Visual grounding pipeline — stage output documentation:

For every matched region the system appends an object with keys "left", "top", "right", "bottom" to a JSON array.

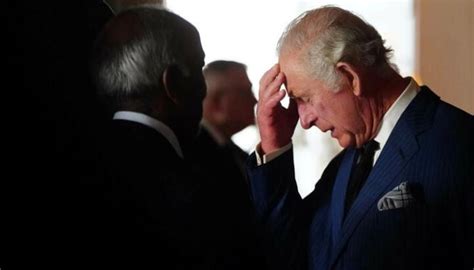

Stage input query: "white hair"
[
  {"left": 97, "top": 38, "right": 154, "bottom": 97},
  {"left": 92, "top": 8, "right": 194, "bottom": 108},
  {"left": 277, "top": 6, "right": 396, "bottom": 91}
]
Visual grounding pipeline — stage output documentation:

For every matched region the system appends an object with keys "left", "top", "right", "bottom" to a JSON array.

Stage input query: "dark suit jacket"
[
  {"left": 77, "top": 119, "right": 217, "bottom": 269},
  {"left": 192, "top": 127, "right": 266, "bottom": 269},
  {"left": 247, "top": 87, "right": 474, "bottom": 270}
]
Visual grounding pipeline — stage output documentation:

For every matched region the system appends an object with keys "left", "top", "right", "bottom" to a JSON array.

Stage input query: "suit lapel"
[
  {"left": 329, "top": 87, "right": 440, "bottom": 268},
  {"left": 329, "top": 148, "right": 357, "bottom": 248}
]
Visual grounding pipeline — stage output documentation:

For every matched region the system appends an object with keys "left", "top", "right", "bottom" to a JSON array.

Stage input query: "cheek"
[
  {"left": 336, "top": 113, "right": 363, "bottom": 133},
  {"left": 330, "top": 98, "right": 362, "bottom": 130},
  {"left": 309, "top": 101, "right": 329, "bottom": 123}
]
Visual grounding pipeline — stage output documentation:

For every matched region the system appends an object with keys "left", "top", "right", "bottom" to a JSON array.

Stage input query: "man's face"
[
  {"left": 280, "top": 52, "right": 369, "bottom": 148},
  {"left": 216, "top": 67, "right": 257, "bottom": 133}
]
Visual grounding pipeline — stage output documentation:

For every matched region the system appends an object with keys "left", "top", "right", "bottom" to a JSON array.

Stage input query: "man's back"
[
  {"left": 82, "top": 119, "right": 215, "bottom": 269},
  {"left": 83, "top": 7, "right": 214, "bottom": 269}
]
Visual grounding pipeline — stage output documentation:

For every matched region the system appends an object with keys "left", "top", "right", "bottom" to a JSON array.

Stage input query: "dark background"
[{"left": 5, "top": 1, "right": 112, "bottom": 268}]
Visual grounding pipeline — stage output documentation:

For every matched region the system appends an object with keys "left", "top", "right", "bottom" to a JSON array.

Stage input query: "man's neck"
[
  {"left": 379, "top": 75, "right": 410, "bottom": 116},
  {"left": 362, "top": 70, "right": 409, "bottom": 143}
]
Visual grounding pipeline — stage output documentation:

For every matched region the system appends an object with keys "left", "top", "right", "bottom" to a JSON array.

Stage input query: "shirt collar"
[
  {"left": 113, "top": 111, "right": 184, "bottom": 159},
  {"left": 373, "top": 78, "right": 420, "bottom": 161}
]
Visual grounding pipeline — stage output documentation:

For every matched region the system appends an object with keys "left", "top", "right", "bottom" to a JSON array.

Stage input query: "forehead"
[
  {"left": 279, "top": 50, "right": 335, "bottom": 100},
  {"left": 279, "top": 51, "right": 310, "bottom": 96}
]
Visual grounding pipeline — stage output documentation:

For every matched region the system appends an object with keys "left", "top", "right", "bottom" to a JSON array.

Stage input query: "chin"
[
  {"left": 336, "top": 134, "right": 356, "bottom": 149},
  {"left": 337, "top": 140, "right": 350, "bottom": 149}
]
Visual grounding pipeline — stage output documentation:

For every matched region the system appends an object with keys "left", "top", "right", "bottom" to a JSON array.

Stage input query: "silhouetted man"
[{"left": 87, "top": 7, "right": 214, "bottom": 269}]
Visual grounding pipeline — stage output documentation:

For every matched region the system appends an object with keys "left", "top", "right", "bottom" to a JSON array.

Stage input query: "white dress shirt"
[
  {"left": 256, "top": 78, "right": 420, "bottom": 166},
  {"left": 113, "top": 111, "right": 184, "bottom": 159},
  {"left": 372, "top": 78, "right": 420, "bottom": 164}
]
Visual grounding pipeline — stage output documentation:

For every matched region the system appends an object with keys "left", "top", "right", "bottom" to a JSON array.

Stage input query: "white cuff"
[{"left": 254, "top": 142, "right": 293, "bottom": 166}]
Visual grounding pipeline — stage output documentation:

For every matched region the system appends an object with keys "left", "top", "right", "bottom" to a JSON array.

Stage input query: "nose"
[
  {"left": 298, "top": 103, "right": 314, "bottom": 130},
  {"left": 300, "top": 117, "right": 312, "bottom": 129}
]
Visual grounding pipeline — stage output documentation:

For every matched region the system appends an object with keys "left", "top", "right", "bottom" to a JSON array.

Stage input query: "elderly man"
[
  {"left": 88, "top": 7, "right": 214, "bottom": 269},
  {"left": 249, "top": 6, "right": 473, "bottom": 270}
]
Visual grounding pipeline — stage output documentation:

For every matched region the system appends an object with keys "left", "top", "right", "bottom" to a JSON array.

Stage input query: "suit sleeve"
[{"left": 246, "top": 149, "right": 309, "bottom": 270}]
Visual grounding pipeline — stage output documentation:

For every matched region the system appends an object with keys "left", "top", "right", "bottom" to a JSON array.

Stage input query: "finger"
[
  {"left": 259, "top": 64, "right": 280, "bottom": 89},
  {"left": 259, "top": 65, "right": 280, "bottom": 99},
  {"left": 261, "top": 72, "right": 286, "bottom": 101},
  {"left": 265, "top": 89, "right": 287, "bottom": 110},
  {"left": 257, "top": 88, "right": 285, "bottom": 116}
]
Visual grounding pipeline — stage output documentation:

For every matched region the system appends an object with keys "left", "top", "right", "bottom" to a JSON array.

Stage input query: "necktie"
[{"left": 344, "top": 140, "right": 379, "bottom": 217}]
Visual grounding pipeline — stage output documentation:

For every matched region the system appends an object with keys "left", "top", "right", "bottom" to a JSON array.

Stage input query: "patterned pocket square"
[{"left": 377, "top": 182, "right": 415, "bottom": 211}]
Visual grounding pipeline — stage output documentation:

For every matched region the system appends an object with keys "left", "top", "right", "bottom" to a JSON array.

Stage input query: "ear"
[
  {"left": 162, "top": 65, "right": 184, "bottom": 104},
  {"left": 336, "top": 62, "right": 362, "bottom": 96}
]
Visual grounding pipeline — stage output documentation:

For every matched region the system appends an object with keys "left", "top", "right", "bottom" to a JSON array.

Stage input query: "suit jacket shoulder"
[{"left": 82, "top": 119, "right": 215, "bottom": 268}]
